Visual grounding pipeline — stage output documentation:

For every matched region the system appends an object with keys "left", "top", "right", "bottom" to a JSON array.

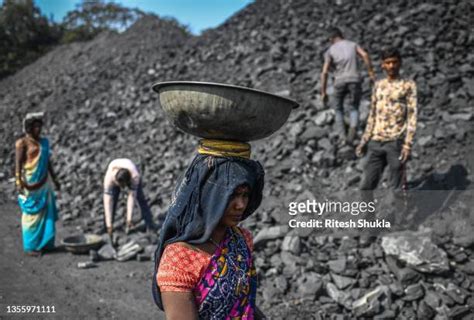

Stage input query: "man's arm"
[
  {"left": 356, "top": 83, "right": 377, "bottom": 157},
  {"left": 356, "top": 46, "right": 375, "bottom": 82},
  {"left": 400, "top": 81, "right": 417, "bottom": 163},
  {"left": 361, "top": 84, "right": 377, "bottom": 144},
  {"left": 126, "top": 189, "right": 137, "bottom": 225},
  {"left": 103, "top": 170, "right": 115, "bottom": 236},
  {"left": 103, "top": 193, "right": 114, "bottom": 230},
  {"left": 320, "top": 59, "right": 331, "bottom": 104}
]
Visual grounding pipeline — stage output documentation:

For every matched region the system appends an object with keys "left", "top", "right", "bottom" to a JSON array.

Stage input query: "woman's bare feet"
[{"left": 25, "top": 250, "right": 42, "bottom": 257}]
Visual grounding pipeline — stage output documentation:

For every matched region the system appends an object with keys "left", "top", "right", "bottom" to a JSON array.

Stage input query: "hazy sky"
[{"left": 3, "top": 0, "right": 253, "bottom": 34}]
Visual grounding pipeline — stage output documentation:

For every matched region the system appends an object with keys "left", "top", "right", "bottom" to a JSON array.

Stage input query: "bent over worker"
[{"left": 103, "top": 158, "right": 157, "bottom": 240}]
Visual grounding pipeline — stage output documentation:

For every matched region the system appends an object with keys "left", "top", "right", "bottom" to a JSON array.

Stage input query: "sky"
[{"left": 2, "top": 0, "right": 253, "bottom": 34}]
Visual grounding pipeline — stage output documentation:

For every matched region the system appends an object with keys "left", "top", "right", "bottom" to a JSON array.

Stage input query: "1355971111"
[{"left": 6, "top": 305, "right": 56, "bottom": 313}]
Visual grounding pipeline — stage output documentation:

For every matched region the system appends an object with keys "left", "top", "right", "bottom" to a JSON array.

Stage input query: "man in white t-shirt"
[{"left": 103, "top": 158, "right": 157, "bottom": 240}]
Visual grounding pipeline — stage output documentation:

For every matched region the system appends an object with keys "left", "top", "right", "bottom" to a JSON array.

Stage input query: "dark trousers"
[
  {"left": 333, "top": 81, "right": 362, "bottom": 133},
  {"left": 360, "top": 140, "right": 404, "bottom": 190},
  {"left": 360, "top": 140, "right": 406, "bottom": 218},
  {"left": 108, "top": 182, "right": 154, "bottom": 228}
]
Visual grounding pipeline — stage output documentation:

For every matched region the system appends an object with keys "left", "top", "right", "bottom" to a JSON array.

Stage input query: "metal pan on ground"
[
  {"left": 152, "top": 81, "right": 299, "bottom": 142},
  {"left": 62, "top": 234, "right": 103, "bottom": 254}
]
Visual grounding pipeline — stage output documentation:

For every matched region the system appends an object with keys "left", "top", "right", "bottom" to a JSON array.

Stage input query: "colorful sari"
[
  {"left": 157, "top": 226, "right": 257, "bottom": 319},
  {"left": 196, "top": 227, "right": 257, "bottom": 319},
  {"left": 153, "top": 153, "right": 265, "bottom": 315},
  {"left": 18, "top": 138, "right": 57, "bottom": 252}
]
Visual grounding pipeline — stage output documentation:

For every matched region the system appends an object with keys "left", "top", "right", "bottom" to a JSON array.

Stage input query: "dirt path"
[{"left": 0, "top": 200, "right": 165, "bottom": 320}]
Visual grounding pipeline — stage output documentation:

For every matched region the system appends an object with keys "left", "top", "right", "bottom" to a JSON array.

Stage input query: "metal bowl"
[
  {"left": 62, "top": 234, "right": 103, "bottom": 254},
  {"left": 152, "top": 81, "right": 299, "bottom": 142}
]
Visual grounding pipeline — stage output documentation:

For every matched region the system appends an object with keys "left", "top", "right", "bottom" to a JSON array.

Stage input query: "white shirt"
[
  {"left": 103, "top": 158, "right": 141, "bottom": 228},
  {"left": 103, "top": 158, "right": 140, "bottom": 190}
]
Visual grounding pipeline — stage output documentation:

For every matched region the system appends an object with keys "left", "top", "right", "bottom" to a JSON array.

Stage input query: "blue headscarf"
[{"left": 152, "top": 154, "right": 264, "bottom": 309}]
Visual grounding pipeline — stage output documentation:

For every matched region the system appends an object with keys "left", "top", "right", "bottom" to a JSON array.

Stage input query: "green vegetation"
[
  {"left": 0, "top": 0, "right": 60, "bottom": 78},
  {"left": 61, "top": 1, "right": 144, "bottom": 43},
  {"left": 0, "top": 0, "right": 145, "bottom": 79}
]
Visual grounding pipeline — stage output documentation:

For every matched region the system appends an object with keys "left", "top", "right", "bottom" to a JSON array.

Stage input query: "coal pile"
[{"left": 0, "top": 0, "right": 473, "bottom": 318}]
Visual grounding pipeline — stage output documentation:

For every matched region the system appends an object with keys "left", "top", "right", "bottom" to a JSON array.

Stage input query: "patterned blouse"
[
  {"left": 361, "top": 78, "right": 417, "bottom": 150},
  {"left": 157, "top": 228, "right": 253, "bottom": 292}
]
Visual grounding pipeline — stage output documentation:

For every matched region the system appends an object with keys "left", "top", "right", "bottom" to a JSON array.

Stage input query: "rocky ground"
[
  {"left": 0, "top": 0, "right": 473, "bottom": 319},
  {"left": 0, "top": 202, "right": 165, "bottom": 320}
]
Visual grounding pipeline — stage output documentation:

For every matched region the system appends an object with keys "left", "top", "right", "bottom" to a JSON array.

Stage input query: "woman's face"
[
  {"left": 220, "top": 185, "right": 250, "bottom": 227},
  {"left": 28, "top": 121, "right": 42, "bottom": 138}
]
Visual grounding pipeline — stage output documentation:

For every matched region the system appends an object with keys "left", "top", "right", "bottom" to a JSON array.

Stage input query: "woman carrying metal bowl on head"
[
  {"left": 152, "top": 140, "right": 266, "bottom": 320},
  {"left": 151, "top": 81, "right": 298, "bottom": 319}
]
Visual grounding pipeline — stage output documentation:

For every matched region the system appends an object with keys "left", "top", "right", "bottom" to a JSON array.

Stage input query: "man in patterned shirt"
[{"left": 356, "top": 48, "right": 417, "bottom": 206}]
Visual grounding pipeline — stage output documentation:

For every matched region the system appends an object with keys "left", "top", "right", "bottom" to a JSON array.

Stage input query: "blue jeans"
[
  {"left": 333, "top": 81, "right": 362, "bottom": 133},
  {"left": 106, "top": 182, "right": 153, "bottom": 228}
]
